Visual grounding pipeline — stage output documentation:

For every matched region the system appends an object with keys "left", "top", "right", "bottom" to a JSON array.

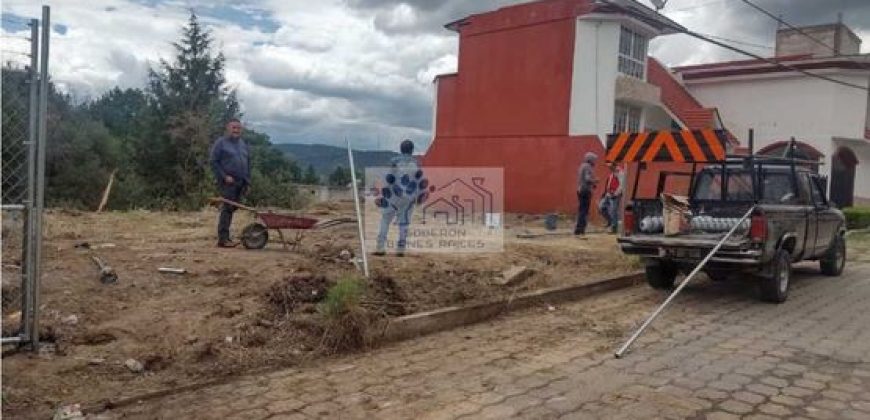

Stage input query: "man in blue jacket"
[
  {"left": 375, "top": 140, "right": 419, "bottom": 257},
  {"left": 210, "top": 118, "right": 250, "bottom": 247}
]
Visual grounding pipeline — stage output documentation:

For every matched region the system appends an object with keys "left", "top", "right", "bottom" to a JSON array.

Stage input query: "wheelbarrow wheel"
[{"left": 241, "top": 223, "right": 269, "bottom": 249}]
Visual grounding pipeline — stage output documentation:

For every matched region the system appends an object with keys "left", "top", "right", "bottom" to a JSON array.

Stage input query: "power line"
[
  {"left": 739, "top": 0, "right": 839, "bottom": 56},
  {"left": 598, "top": 0, "right": 868, "bottom": 91},
  {"left": 700, "top": 33, "right": 773, "bottom": 50}
]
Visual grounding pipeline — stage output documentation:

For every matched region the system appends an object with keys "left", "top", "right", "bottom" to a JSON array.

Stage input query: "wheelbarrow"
[{"left": 210, "top": 197, "right": 356, "bottom": 250}]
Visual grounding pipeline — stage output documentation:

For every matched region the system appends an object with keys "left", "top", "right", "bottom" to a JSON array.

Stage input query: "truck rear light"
[
  {"left": 624, "top": 209, "right": 635, "bottom": 236},
  {"left": 750, "top": 214, "right": 767, "bottom": 242}
]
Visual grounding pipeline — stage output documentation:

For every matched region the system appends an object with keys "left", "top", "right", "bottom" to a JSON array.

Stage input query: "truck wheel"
[
  {"left": 241, "top": 223, "right": 269, "bottom": 249},
  {"left": 760, "top": 249, "right": 791, "bottom": 303},
  {"left": 646, "top": 260, "right": 677, "bottom": 290},
  {"left": 820, "top": 235, "right": 846, "bottom": 276}
]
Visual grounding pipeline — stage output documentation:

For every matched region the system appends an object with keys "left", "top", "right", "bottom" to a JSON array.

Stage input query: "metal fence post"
[
  {"left": 21, "top": 17, "right": 40, "bottom": 343},
  {"left": 30, "top": 5, "right": 51, "bottom": 349}
]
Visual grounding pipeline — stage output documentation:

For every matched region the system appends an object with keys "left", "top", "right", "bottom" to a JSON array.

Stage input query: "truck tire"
[
  {"left": 820, "top": 235, "right": 846, "bottom": 276},
  {"left": 646, "top": 260, "right": 677, "bottom": 290},
  {"left": 760, "top": 249, "right": 791, "bottom": 303}
]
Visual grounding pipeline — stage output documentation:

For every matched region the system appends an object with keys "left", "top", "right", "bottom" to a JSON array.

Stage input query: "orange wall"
[
  {"left": 425, "top": 0, "right": 688, "bottom": 215},
  {"left": 434, "top": 75, "right": 458, "bottom": 137},
  {"left": 447, "top": 3, "right": 586, "bottom": 137},
  {"left": 423, "top": 136, "right": 610, "bottom": 214}
]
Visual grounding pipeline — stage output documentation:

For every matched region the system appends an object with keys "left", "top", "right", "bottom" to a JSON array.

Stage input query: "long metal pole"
[
  {"left": 20, "top": 18, "right": 40, "bottom": 344},
  {"left": 346, "top": 139, "right": 369, "bottom": 278},
  {"left": 31, "top": 5, "right": 50, "bottom": 349},
  {"left": 614, "top": 205, "right": 756, "bottom": 358}
]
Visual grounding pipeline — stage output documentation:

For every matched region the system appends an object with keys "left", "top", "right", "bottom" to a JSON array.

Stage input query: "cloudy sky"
[{"left": 2, "top": 0, "right": 869, "bottom": 151}]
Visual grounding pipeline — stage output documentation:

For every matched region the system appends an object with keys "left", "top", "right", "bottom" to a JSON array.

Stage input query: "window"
[
  {"left": 693, "top": 172, "right": 723, "bottom": 201},
  {"left": 619, "top": 26, "right": 648, "bottom": 79},
  {"left": 761, "top": 172, "right": 798, "bottom": 204},
  {"left": 613, "top": 102, "right": 642, "bottom": 133},
  {"left": 726, "top": 172, "right": 754, "bottom": 201},
  {"left": 692, "top": 169, "right": 753, "bottom": 201}
]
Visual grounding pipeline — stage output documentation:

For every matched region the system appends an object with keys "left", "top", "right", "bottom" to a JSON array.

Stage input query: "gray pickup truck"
[{"left": 618, "top": 158, "right": 847, "bottom": 303}]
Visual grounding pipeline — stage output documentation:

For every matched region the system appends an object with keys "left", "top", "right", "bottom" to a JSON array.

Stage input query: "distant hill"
[{"left": 273, "top": 143, "right": 401, "bottom": 176}]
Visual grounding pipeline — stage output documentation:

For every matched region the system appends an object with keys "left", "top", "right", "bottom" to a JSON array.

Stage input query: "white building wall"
[
  {"left": 685, "top": 72, "right": 870, "bottom": 203},
  {"left": 568, "top": 19, "right": 620, "bottom": 140},
  {"left": 853, "top": 145, "right": 870, "bottom": 204},
  {"left": 687, "top": 74, "right": 867, "bottom": 144}
]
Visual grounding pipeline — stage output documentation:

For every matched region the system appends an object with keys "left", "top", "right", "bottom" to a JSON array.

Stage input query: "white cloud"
[{"left": 2, "top": 0, "right": 869, "bottom": 151}]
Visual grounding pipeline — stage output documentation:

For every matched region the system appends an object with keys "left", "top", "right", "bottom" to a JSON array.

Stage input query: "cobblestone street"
[{"left": 108, "top": 263, "right": 870, "bottom": 419}]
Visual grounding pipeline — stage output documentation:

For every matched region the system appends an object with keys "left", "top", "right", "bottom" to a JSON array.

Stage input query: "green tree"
[
  {"left": 142, "top": 12, "right": 239, "bottom": 209},
  {"left": 302, "top": 164, "right": 320, "bottom": 185},
  {"left": 85, "top": 87, "right": 153, "bottom": 208},
  {"left": 86, "top": 87, "right": 148, "bottom": 137},
  {"left": 328, "top": 166, "right": 352, "bottom": 187},
  {"left": 3, "top": 14, "right": 308, "bottom": 211}
]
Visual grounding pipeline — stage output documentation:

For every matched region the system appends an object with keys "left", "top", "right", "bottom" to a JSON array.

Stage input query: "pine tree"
[
  {"left": 303, "top": 164, "right": 320, "bottom": 185},
  {"left": 328, "top": 166, "right": 352, "bottom": 187},
  {"left": 143, "top": 12, "right": 240, "bottom": 208}
]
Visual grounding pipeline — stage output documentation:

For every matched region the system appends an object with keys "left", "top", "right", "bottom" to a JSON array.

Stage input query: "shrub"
[
  {"left": 317, "top": 277, "right": 372, "bottom": 353},
  {"left": 318, "top": 277, "right": 365, "bottom": 319},
  {"left": 844, "top": 207, "right": 870, "bottom": 230}
]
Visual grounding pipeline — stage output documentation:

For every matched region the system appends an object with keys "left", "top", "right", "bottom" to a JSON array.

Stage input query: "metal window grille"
[{"left": 618, "top": 26, "right": 648, "bottom": 79}]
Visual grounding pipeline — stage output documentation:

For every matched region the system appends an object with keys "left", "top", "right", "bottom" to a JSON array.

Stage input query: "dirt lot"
[{"left": 0, "top": 203, "right": 636, "bottom": 418}]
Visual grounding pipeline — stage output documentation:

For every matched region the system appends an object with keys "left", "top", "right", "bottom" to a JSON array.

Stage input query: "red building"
[{"left": 423, "top": 0, "right": 723, "bottom": 214}]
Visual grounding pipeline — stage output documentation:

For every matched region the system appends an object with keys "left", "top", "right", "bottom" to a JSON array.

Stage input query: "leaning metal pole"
[
  {"left": 614, "top": 205, "right": 756, "bottom": 358},
  {"left": 346, "top": 139, "right": 370, "bottom": 278}
]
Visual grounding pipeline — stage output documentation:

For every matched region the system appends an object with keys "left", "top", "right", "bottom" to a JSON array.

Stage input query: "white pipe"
[
  {"left": 346, "top": 139, "right": 369, "bottom": 278},
  {"left": 614, "top": 205, "right": 756, "bottom": 358}
]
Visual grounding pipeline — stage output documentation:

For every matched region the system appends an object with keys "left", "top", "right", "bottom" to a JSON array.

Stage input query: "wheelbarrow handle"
[
  {"left": 314, "top": 217, "right": 358, "bottom": 230},
  {"left": 209, "top": 197, "right": 258, "bottom": 213}
]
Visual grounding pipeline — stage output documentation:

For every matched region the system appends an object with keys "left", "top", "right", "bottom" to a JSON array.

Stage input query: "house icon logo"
[
  {"left": 364, "top": 166, "right": 504, "bottom": 253},
  {"left": 421, "top": 176, "right": 498, "bottom": 227}
]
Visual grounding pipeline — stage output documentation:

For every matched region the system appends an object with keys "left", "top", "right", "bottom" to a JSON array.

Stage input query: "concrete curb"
[
  {"left": 85, "top": 271, "right": 643, "bottom": 415},
  {"left": 379, "top": 271, "right": 644, "bottom": 342}
]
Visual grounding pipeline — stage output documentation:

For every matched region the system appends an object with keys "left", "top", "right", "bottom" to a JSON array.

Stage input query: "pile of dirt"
[
  {"left": 365, "top": 275, "right": 408, "bottom": 316},
  {"left": 265, "top": 274, "right": 332, "bottom": 315}
]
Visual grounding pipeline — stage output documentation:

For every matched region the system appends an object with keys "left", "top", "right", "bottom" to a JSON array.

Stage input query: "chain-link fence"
[
  {"left": 2, "top": 11, "right": 48, "bottom": 348},
  {"left": 2, "top": 77, "right": 32, "bottom": 205}
]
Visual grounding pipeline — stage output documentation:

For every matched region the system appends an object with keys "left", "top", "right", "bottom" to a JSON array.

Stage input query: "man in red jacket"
[{"left": 599, "top": 163, "right": 625, "bottom": 234}]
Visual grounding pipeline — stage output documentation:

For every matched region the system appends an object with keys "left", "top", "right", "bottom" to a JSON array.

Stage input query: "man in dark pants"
[
  {"left": 574, "top": 152, "right": 598, "bottom": 236},
  {"left": 210, "top": 119, "right": 250, "bottom": 247}
]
